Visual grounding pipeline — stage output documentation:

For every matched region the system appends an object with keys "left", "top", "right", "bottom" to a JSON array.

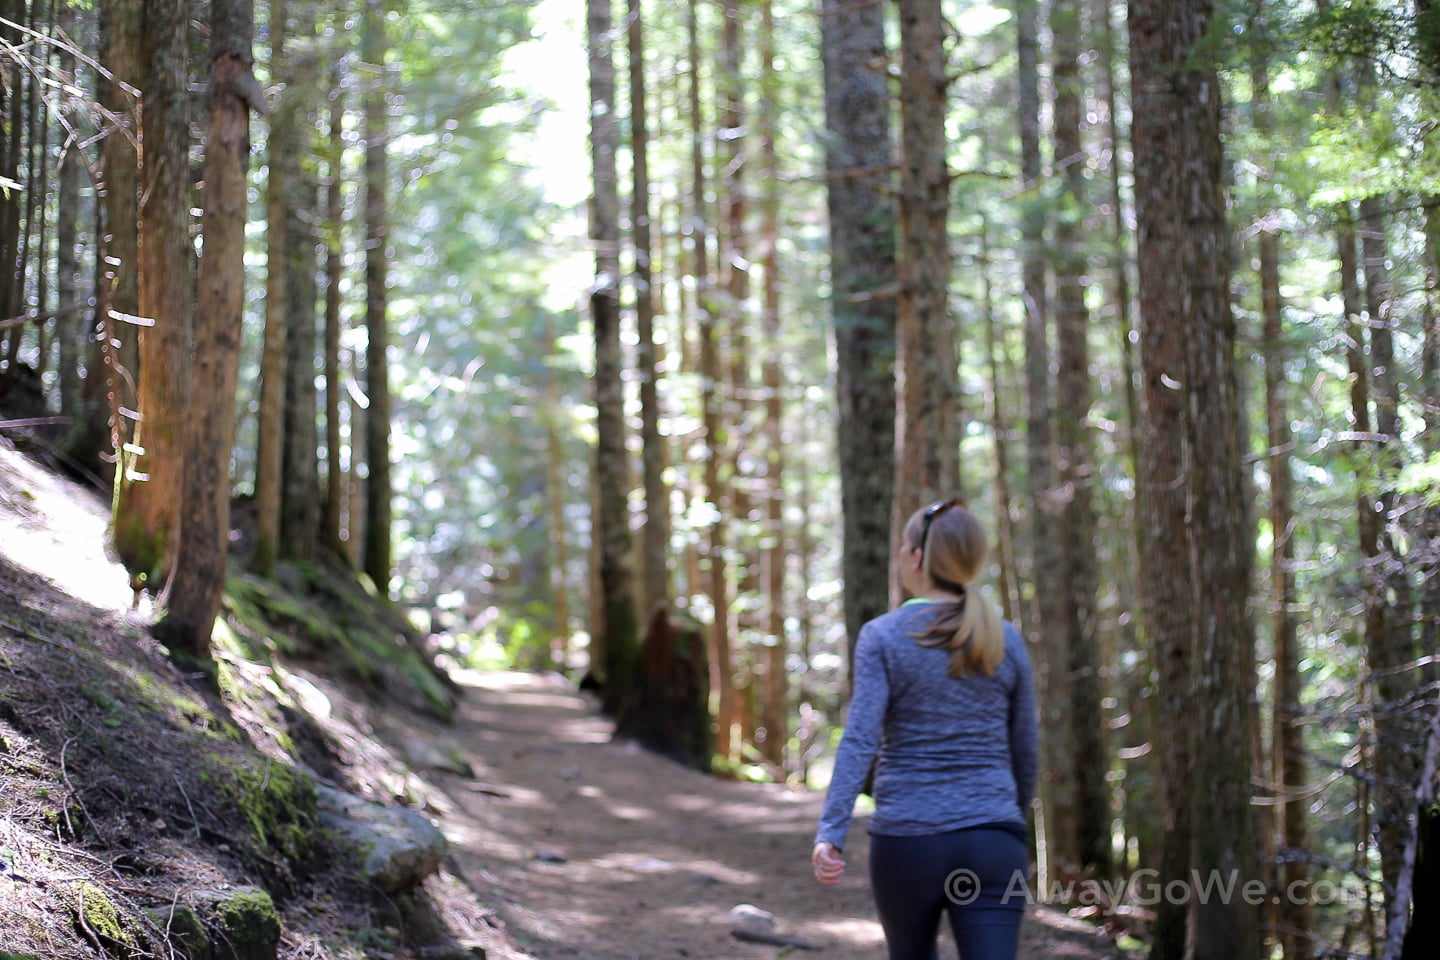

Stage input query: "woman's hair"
[{"left": 904, "top": 500, "right": 1005, "bottom": 677}]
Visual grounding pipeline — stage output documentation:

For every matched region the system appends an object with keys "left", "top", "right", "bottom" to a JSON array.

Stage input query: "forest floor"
[
  {"left": 0, "top": 431, "right": 1130, "bottom": 960},
  {"left": 431, "top": 670, "right": 1133, "bottom": 960}
]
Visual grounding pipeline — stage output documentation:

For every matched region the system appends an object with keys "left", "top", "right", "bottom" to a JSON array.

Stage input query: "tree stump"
[{"left": 613, "top": 605, "right": 712, "bottom": 772}]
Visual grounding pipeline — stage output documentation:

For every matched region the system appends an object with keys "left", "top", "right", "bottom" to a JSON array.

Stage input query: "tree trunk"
[
  {"left": 1358, "top": 186, "right": 1419, "bottom": 907},
  {"left": 157, "top": 0, "right": 257, "bottom": 659},
  {"left": 979, "top": 217, "right": 1018, "bottom": 623},
  {"left": 0, "top": 2, "right": 24, "bottom": 382},
  {"left": 757, "top": 0, "right": 787, "bottom": 770},
  {"left": 1251, "top": 21, "right": 1312, "bottom": 958},
  {"left": 1130, "top": 0, "right": 1261, "bottom": 954},
  {"left": 589, "top": 0, "right": 638, "bottom": 713},
  {"left": 686, "top": 0, "right": 729, "bottom": 757},
  {"left": 1052, "top": 0, "right": 1109, "bottom": 877},
  {"left": 629, "top": 0, "right": 668, "bottom": 618},
  {"left": 1097, "top": 0, "right": 1153, "bottom": 876},
  {"left": 819, "top": 0, "right": 896, "bottom": 677},
  {"left": 99, "top": 0, "right": 143, "bottom": 459},
  {"left": 114, "top": 0, "right": 192, "bottom": 589},
  {"left": 614, "top": 607, "right": 712, "bottom": 772},
  {"left": 281, "top": 141, "right": 320, "bottom": 563},
  {"left": 545, "top": 317, "right": 572, "bottom": 667},
  {"left": 719, "top": 0, "right": 755, "bottom": 753},
  {"left": 362, "top": 0, "right": 392, "bottom": 595},
  {"left": 252, "top": 0, "right": 292, "bottom": 576},
  {"left": 1017, "top": 0, "right": 1072, "bottom": 881},
  {"left": 56, "top": 0, "right": 87, "bottom": 424},
  {"left": 321, "top": 68, "right": 346, "bottom": 557},
  {"left": 892, "top": 0, "right": 959, "bottom": 571}
]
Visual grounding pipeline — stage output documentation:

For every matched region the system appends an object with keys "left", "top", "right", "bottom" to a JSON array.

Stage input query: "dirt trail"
[{"left": 430, "top": 671, "right": 1127, "bottom": 960}]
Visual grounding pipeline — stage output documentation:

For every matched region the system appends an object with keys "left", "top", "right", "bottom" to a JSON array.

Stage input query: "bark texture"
[
  {"left": 362, "top": 0, "right": 392, "bottom": 594},
  {"left": 819, "top": 0, "right": 896, "bottom": 670},
  {"left": 589, "top": 0, "right": 638, "bottom": 712},
  {"left": 158, "top": 0, "right": 256, "bottom": 658},
  {"left": 1052, "top": 0, "right": 1107, "bottom": 876},
  {"left": 892, "top": 0, "right": 959, "bottom": 558},
  {"left": 1129, "top": 0, "right": 1261, "bottom": 954},
  {"left": 114, "top": 0, "right": 191, "bottom": 588}
]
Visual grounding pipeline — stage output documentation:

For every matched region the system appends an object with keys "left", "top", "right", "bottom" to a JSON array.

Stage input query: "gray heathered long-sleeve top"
[{"left": 815, "top": 601, "right": 1039, "bottom": 850}]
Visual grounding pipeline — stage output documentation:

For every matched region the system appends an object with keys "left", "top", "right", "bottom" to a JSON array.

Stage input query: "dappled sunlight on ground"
[
  {"left": 0, "top": 445, "right": 134, "bottom": 613},
  {"left": 421, "top": 670, "right": 1130, "bottom": 960}
]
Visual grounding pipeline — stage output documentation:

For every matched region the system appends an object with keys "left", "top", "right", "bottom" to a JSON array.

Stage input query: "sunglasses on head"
[{"left": 919, "top": 498, "right": 964, "bottom": 558}]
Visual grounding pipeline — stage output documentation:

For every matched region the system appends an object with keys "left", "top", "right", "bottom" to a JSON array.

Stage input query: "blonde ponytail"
[
  {"left": 913, "top": 590, "right": 1005, "bottom": 677},
  {"left": 904, "top": 500, "right": 1007, "bottom": 677}
]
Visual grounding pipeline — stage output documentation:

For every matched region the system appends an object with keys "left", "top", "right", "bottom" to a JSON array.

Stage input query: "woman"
[{"left": 812, "top": 499, "right": 1038, "bottom": 960}]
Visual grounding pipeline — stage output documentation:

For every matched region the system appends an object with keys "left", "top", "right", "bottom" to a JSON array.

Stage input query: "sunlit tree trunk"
[
  {"left": 756, "top": 0, "right": 786, "bottom": 769},
  {"left": 158, "top": 0, "right": 258, "bottom": 658},
  {"left": 0, "top": 3, "right": 23, "bottom": 381},
  {"left": 979, "top": 217, "right": 1018, "bottom": 623},
  {"left": 114, "top": 0, "right": 192, "bottom": 589},
  {"left": 718, "top": 0, "right": 755, "bottom": 753},
  {"left": 629, "top": 0, "right": 668, "bottom": 618},
  {"left": 544, "top": 317, "right": 571, "bottom": 667},
  {"left": 1052, "top": 0, "right": 1107, "bottom": 877},
  {"left": 1017, "top": 0, "right": 1070, "bottom": 882},
  {"left": 321, "top": 68, "right": 347, "bottom": 557},
  {"left": 56, "top": 6, "right": 87, "bottom": 423},
  {"left": 892, "top": 0, "right": 958, "bottom": 571},
  {"left": 688, "top": 0, "right": 731, "bottom": 757},
  {"left": 253, "top": 0, "right": 292, "bottom": 576},
  {"left": 820, "top": 0, "right": 895, "bottom": 676},
  {"left": 99, "top": 0, "right": 143, "bottom": 461},
  {"left": 1251, "top": 18, "right": 1312, "bottom": 957},
  {"left": 589, "top": 0, "right": 638, "bottom": 713},
  {"left": 362, "top": 0, "right": 392, "bottom": 594},
  {"left": 27, "top": 5, "right": 48, "bottom": 381}
]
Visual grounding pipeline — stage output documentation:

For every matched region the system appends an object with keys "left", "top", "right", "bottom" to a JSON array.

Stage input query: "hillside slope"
[{"left": 1, "top": 437, "right": 1131, "bottom": 960}]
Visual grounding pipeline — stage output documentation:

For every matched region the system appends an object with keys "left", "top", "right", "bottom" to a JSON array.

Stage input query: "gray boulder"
[{"left": 317, "top": 785, "right": 448, "bottom": 892}]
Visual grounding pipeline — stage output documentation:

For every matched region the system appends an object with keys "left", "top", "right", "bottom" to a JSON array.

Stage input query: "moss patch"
[
  {"left": 208, "top": 886, "right": 281, "bottom": 960},
  {"left": 144, "top": 903, "right": 209, "bottom": 960},
  {"left": 213, "top": 755, "right": 317, "bottom": 862},
  {"left": 74, "top": 882, "right": 137, "bottom": 957}
]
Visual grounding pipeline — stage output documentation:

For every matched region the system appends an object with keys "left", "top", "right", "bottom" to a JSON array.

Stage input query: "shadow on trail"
[{"left": 434, "top": 672, "right": 1128, "bottom": 960}]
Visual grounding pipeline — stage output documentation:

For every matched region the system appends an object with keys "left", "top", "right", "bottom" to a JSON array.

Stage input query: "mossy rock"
[
  {"left": 203, "top": 887, "right": 280, "bottom": 960},
  {"left": 145, "top": 903, "right": 210, "bottom": 960},
  {"left": 0, "top": 951, "right": 44, "bottom": 960},
  {"left": 73, "top": 882, "right": 139, "bottom": 958},
  {"left": 201, "top": 754, "right": 320, "bottom": 893}
]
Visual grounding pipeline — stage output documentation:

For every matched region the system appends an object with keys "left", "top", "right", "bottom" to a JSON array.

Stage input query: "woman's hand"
[{"left": 812, "top": 841, "right": 846, "bottom": 885}]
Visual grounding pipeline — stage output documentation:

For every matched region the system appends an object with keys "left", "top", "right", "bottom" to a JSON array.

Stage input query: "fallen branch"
[{"left": 0, "top": 302, "right": 88, "bottom": 332}]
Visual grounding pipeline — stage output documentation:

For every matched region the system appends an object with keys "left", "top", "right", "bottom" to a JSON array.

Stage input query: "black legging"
[{"left": 868, "top": 827, "right": 1028, "bottom": 960}]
